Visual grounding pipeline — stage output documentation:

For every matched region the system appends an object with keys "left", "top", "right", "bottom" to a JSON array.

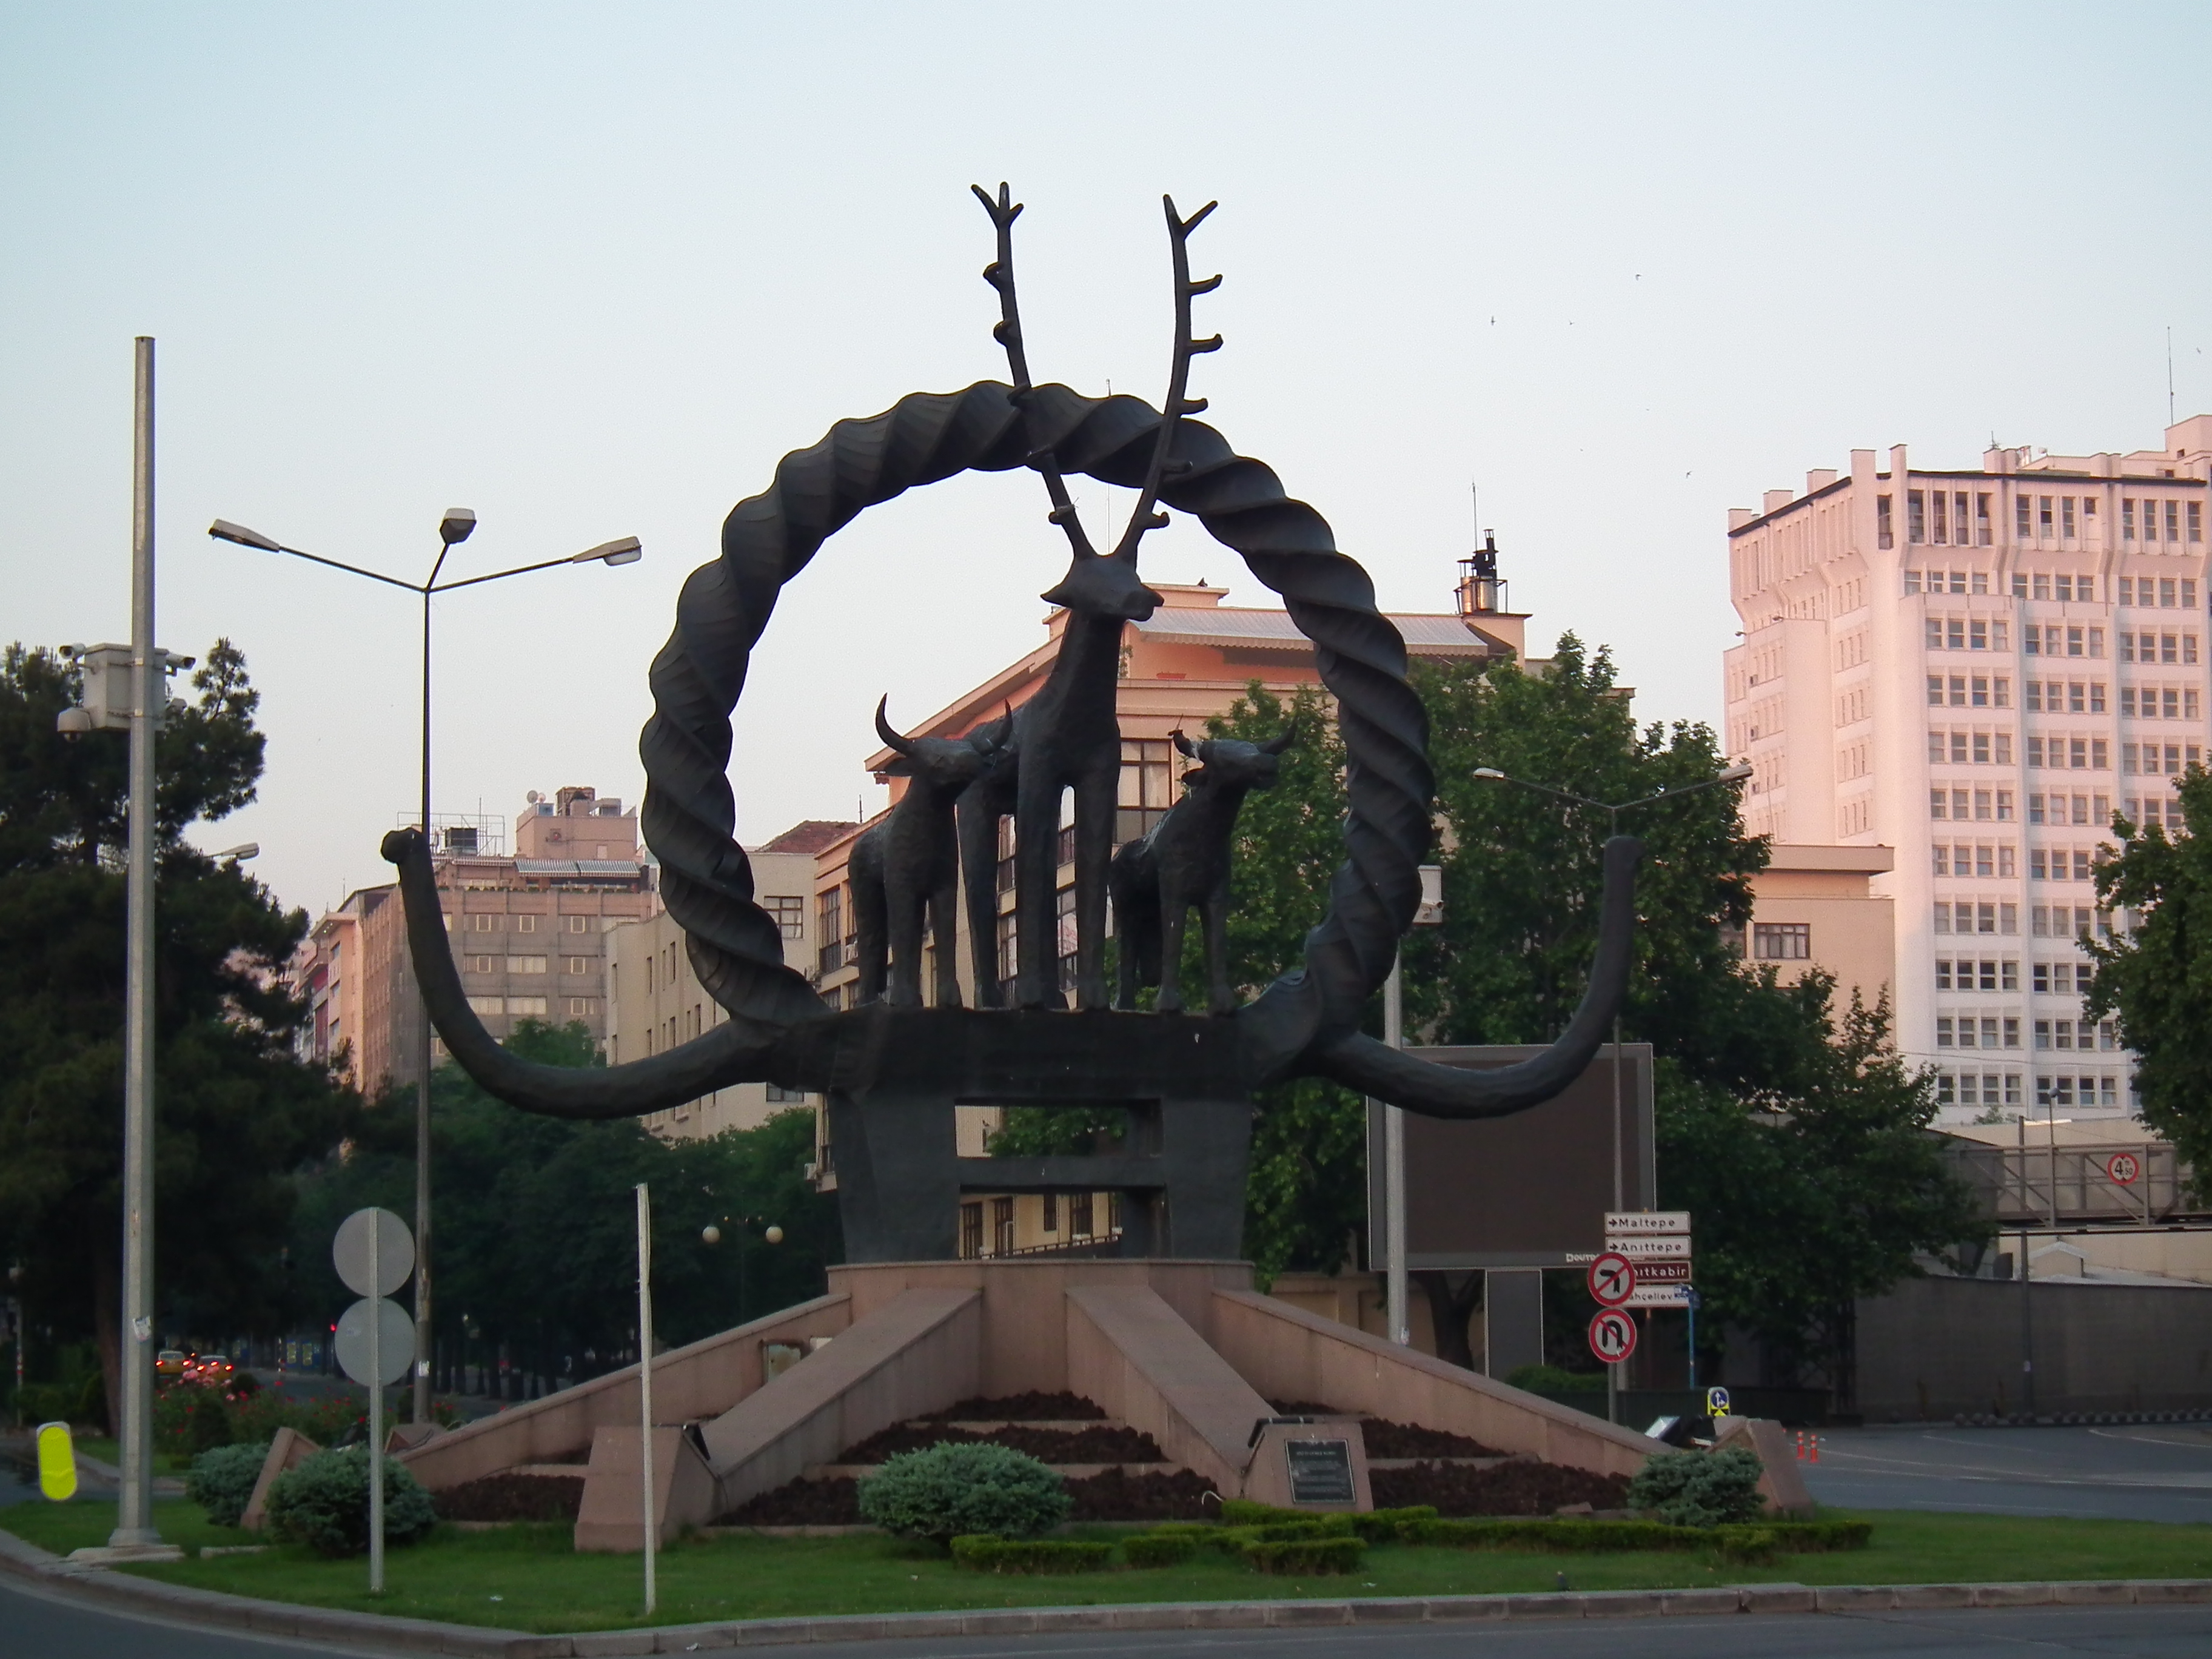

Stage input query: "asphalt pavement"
[
  {"left": 7, "top": 1576, "right": 2212, "bottom": 1659},
  {"left": 1802, "top": 1423, "right": 2212, "bottom": 1523}
]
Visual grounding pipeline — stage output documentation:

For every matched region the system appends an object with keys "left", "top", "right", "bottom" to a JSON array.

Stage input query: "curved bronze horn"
[
  {"left": 874, "top": 695, "right": 916, "bottom": 757},
  {"left": 1172, "top": 728, "right": 1201, "bottom": 759},
  {"left": 1258, "top": 719, "right": 1298, "bottom": 756}
]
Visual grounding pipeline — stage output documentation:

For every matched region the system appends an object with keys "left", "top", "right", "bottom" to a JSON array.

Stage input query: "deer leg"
[
  {"left": 885, "top": 876, "right": 923, "bottom": 1010},
  {"left": 928, "top": 869, "right": 963, "bottom": 1010},
  {"left": 1155, "top": 886, "right": 1188, "bottom": 1014},
  {"left": 958, "top": 791, "right": 1005, "bottom": 1009},
  {"left": 1071, "top": 762, "right": 1117, "bottom": 1010},
  {"left": 1013, "top": 772, "right": 1062, "bottom": 1009},
  {"left": 1204, "top": 878, "right": 1235, "bottom": 1015}
]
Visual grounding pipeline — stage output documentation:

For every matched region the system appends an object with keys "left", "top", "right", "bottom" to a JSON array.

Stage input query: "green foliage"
[
  {"left": 1240, "top": 1536, "right": 1366, "bottom": 1574},
  {"left": 1624, "top": 1447, "right": 1767, "bottom": 1527},
  {"left": 156, "top": 1381, "right": 366, "bottom": 1460},
  {"left": 1121, "top": 1532, "right": 1199, "bottom": 1567},
  {"left": 1715, "top": 1526, "right": 1778, "bottom": 1564},
  {"left": 0, "top": 642, "right": 362, "bottom": 1429},
  {"left": 2090, "top": 768, "right": 2212, "bottom": 1191},
  {"left": 289, "top": 1034, "right": 839, "bottom": 1371},
  {"left": 264, "top": 1446, "right": 437, "bottom": 1557},
  {"left": 186, "top": 1441, "right": 270, "bottom": 1528},
  {"left": 1504, "top": 1364, "right": 1606, "bottom": 1395},
  {"left": 947, "top": 1535, "right": 1111, "bottom": 1573},
  {"left": 856, "top": 1443, "right": 1070, "bottom": 1543}
]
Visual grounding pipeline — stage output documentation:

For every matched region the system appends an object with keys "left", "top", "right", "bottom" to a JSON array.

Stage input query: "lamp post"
[
  {"left": 1381, "top": 865, "right": 1444, "bottom": 1349},
  {"left": 208, "top": 515, "right": 642, "bottom": 1422},
  {"left": 1471, "top": 761, "right": 1752, "bottom": 1421}
]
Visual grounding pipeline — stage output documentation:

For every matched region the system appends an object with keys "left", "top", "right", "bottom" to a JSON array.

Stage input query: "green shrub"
[
  {"left": 1245, "top": 1517, "right": 1356, "bottom": 1543},
  {"left": 1404, "top": 1514, "right": 1868, "bottom": 1556},
  {"left": 948, "top": 1535, "right": 1112, "bottom": 1574},
  {"left": 1242, "top": 1537, "right": 1365, "bottom": 1575},
  {"left": 186, "top": 1441, "right": 270, "bottom": 1529},
  {"left": 1624, "top": 1447, "right": 1767, "bottom": 1527},
  {"left": 858, "top": 1443, "right": 1070, "bottom": 1544},
  {"left": 1504, "top": 1364, "right": 1606, "bottom": 1393},
  {"left": 1766, "top": 1519, "right": 1871, "bottom": 1552},
  {"left": 1714, "top": 1525, "right": 1778, "bottom": 1564},
  {"left": 1349, "top": 1504, "right": 1437, "bottom": 1543},
  {"left": 264, "top": 1447, "right": 437, "bottom": 1557},
  {"left": 1218, "top": 1498, "right": 1292, "bottom": 1526},
  {"left": 1122, "top": 1533, "right": 1199, "bottom": 1567}
]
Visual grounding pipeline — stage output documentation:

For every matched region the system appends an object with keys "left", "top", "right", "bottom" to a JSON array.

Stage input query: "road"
[
  {"left": 1803, "top": 1423, "right": 2212, "bottom": 1524},
  {"left": 4, "top": 1576, "right": 2212, "bottom": 1659}
]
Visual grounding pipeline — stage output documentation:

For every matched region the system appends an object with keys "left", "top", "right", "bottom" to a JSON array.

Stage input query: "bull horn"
[
  {"left": 1172, "top": 729, "right": 1200, "bottom": 759},
  {"left": 1259, "top": 720, "right": 1298, "bottom": 756},
  {"left": 874, "top": 695, "right": 916, "bottom": 757}
]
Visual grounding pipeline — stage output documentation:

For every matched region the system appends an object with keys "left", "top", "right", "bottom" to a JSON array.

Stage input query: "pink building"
[{"left": 1723, "top": 416, "right": 2211, "bottom": 1124}]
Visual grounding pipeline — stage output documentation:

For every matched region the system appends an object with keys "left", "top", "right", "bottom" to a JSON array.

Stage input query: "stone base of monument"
[{"left": 400, "top": 1258, "right": 1674, "bottom": 1552}]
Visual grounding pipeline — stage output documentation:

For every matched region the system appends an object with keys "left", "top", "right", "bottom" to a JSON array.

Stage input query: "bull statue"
[
  {"left": 851, "top": 698, "right": 1006, "bottom": 1008},
  {"left": 1110, "top": 723, "right": 1295, "bottom": 1014}
]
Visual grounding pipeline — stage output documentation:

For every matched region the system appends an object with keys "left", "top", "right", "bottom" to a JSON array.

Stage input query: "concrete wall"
[{"left": 1856, "top": 1275, "right": 2212, "bottom": 1420}]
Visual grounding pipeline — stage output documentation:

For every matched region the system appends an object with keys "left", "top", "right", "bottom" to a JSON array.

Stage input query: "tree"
[
  {"left": 0, "top": 642, "right": 361, "bottom": 1430},
  {"left": 2087, "top": 768, "right": 2212, "bottom": 1188},
  {"left": 289, "top": 1020, "right": 840, "bottom": 1389}
]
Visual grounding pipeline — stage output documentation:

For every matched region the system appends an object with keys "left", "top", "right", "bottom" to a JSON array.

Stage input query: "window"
[
  {"left": 467, "top": 996, "right": 504, "bottom": 1017},
  {"left": 508, "top": 996, "right": 548, "bottom": 1017},
  {"left": 568, "top": 997, "right": 593, "bottom": 1017},
  {"left": 2191, "top": 501, "right": 2204, "bottom": 543},
  {"left": 1929, "top": 491, "right": 1946, "bottom": 545},
  {"left": 2016, "top": 495, "right": 2031, "bottom": 541},
  {"left": 2062, "top": 498, "right": 2076, "bottom": 540},
  {"left": 1976, "top": 493, "right": 1992, "bottom": 545},
  {"left": 817, "top": 886, "right": 845, "bottom": 973},
  {"left": 764, "top": 895, "right": 805, "bottom": 939},
  {"left": 995, "top": 910, "right": 1018, "bottom": 987},
  {"left": 1752, "top": 922, "right": 1811, "bottom": 960},
  {"left": 766, "top": 1084, "right": 806, "bottom": 1102},
  {"left": 959, "top": 1202, "right": 984, "bottom": 1259},
  {"left": 1908, "top": 490, "right": 1926, "bottom": 544},
  {"left": 1877, "top": 495, "right": 1893, "bottom": 549},
  {"left": 1042, "top": 1191, "right": 1058, "bottom": 1233},
  {"left": 992, "top": 1196, "right": 1015, "bottom": 1257},
  {"left": 2123, "top": 499, "right": 2137, "bottom": 540},
  {"left": 566, "top": 956, "right": 590, "bottom": 974},
  {"left": 471, "top": 913, "right": 495, "bottom": 933},
  {"left": 510, "top": 955, "right": 548, "bottom": 974},
  {"left": 467, "top": 954, "right": 495, "bottom": 974},
  {"left": 1070, "top": 1191, "right": 1095, "bottom": 1238},
  {"left": 515, "top": 914, "right": 537, "bottom": 933}
]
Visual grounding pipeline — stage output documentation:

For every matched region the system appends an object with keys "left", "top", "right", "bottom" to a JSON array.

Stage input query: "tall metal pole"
[
  {"left": 111, "top": 337, "right": 161, "bottom": 1549},
  {"left": 367, "top": 1210, "right": 386, "bottom": 1595},
  {"left": 1606, "top": 803, "right": 1624, "bottom": 1428},
  {"left": 1383, "top": 954, "right": 1408, "bottom": 1346},
  {"left": 413, "top": 587, "right": 435, "bottom": 1423},
  {"left": 637, "top": 1183, "right": 657, "bottom": 1615}
]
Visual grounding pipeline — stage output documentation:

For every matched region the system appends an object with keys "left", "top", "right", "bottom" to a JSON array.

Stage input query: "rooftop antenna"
[{"left": 2169, "top": 326, "right": 2177, "bottom": 426}]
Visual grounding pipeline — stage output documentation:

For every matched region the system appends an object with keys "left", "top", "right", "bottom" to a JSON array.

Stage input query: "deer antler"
[
  {"left": 1108, "top": 194, "right": 1221, "bottom": 565},
  {"left": 971, "top": 181, "right": 1100, "bottom": 562}
]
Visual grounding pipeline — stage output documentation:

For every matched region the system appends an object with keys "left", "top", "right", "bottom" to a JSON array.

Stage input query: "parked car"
[
  {"left": 181, "top": 1353, "right": 234, "bottom": 1387},
  {"left": 154, "top": 1349, "right": 187, "bottom": 1378}
]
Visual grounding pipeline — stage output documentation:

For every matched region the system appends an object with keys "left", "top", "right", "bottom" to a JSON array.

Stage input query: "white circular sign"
[
  {"left": 1588, "top": 1308, "right": 1638, "bottom": 1366},
  {"left": 335, "top": 1297, "right": 416, "bottom": 1387},
  {"left": 333, "top": 1208, "right": 415, "bottom": 1299},
  {"left": 1587, "top": 1252, "right": 1637, "bottom": 1309},
  {"left": 2107, "top": 1152, "right": 2142, "bottom": 1187}
]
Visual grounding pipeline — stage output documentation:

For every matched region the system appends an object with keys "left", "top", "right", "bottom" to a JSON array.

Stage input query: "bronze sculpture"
[
  {"left": 1110, "top": 726, "right": 1296, "bottom": 1016},
  {"left": 380, "top": 183, "right": 1644, "bottom": 1261}
]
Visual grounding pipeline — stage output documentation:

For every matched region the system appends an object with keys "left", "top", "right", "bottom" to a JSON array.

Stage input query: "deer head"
[
  {"left": 973, "top": 182, "right": 1222, "bottom": 623},
  {"left": 876, "top": 696, "right": 999, "bottom": 791},
  {"left": 1171, "top": 722, "right": 1296, "bottom": 790}
]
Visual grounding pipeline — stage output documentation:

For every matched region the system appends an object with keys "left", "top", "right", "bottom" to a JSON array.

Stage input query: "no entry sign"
[
  {"left": 1587, "top": 1252, "right": 1637, "bottom": 1308},
  {"left": 2108, "top": 1152, "right": 2143, "bottom": 1186},
  {"left": 1588, "top": 1307, "right": 1638, "bottom": 1365}
]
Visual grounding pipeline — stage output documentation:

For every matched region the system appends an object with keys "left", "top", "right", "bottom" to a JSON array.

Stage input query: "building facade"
[
  {"left": 807, "top": 552, "right": 1532, "bottom": 1254},
  {"left": 606, "top": 820, "right": 851, "bottom": 1141},
  {"left": 1724, "top": 417, "right": 2211, "bottom": 1123}
]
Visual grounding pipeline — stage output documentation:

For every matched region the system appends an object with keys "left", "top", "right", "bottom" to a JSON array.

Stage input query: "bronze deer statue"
[
  {"left": 957, "top": 182, "right": 1221, "bottom": 1010},
  {"left": 1109, "top": 725, "right": 1295, "bottom": 1014},
  {"left": 851, "top": 698, "right": 1007, "bottom": 1008}
]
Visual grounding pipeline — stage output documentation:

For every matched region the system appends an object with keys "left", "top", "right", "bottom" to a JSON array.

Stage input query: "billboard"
[{"left": 1366, "top": 1044, "right": 1655, "bottom": 1269}]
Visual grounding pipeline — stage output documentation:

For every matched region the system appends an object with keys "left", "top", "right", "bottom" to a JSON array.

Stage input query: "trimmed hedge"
[
  {"left": 1122, "top": 1532, "right": 1200, "bottom": 1567},
  {"left": 1242, "top": 1537, "right": 1366, "bottom": 1575},
  {"left": 949, "top": 1535, "right": 1113, "bottom": 1574}
]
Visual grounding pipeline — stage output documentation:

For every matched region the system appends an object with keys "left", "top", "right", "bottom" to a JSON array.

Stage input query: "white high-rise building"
[{"left": 1724, "top": 417, "right": 2211, "bottom": 1125}]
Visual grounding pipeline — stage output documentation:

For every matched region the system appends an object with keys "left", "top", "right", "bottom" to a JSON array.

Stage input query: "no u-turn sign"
[{"left": 1588, "top": 1307, "right": 1638, "bottom": 1364}]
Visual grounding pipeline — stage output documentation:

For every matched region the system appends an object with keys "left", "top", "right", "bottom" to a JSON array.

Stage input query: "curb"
[{"left": 5, "top": 1527, "right": 2212, "bottom": 1656}]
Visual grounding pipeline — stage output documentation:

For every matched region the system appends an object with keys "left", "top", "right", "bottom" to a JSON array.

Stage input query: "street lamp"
[
  {"left": 1471, "top": 761, "right": 1752, "bottom": 1420},
  {"left": 207, "top": 513, "right": 643, "bottom": 1423},
  {"left": 1381, "top": 865, "right": 1444, "bottom": 1350}
]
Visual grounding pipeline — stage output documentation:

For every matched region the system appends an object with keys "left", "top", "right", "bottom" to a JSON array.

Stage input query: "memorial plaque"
[{"left": 1284, "top": 1438, "right": 1356, "bottom": 1505}]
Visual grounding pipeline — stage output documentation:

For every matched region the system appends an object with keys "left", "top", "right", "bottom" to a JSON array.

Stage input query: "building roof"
[
  {"left": 757, "top": 820, "right": 862, "bottom": 855},
  {"left": 513, "top": 859, "right": 647, "bottom": 878},
  {"left": 1130, "top": 606, "right": 1503, "bottom": 657}
]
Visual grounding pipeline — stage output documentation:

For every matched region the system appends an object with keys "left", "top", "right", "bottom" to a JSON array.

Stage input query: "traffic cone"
[
  {"left": 1810, "top": 1434, "right": 1822, "bottom": 1464},
  {"left": 1794, "top": 1430, "right": 1805, "bottom": 1461}
]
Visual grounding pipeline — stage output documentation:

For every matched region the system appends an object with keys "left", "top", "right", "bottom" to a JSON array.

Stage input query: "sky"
[{"left": 4, "top": 3, "right": 2208, "bottom": 920}]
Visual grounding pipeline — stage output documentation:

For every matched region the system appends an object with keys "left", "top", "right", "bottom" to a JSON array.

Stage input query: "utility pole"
[{"left": 112, "top": 337, "right": 161, "bottom": 1550}]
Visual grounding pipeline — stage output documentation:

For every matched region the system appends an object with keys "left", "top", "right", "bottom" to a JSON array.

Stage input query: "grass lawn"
[
  {"left": 4, "top": 1501, "right": 2210, "bottom": 1635},
  {"left": 71, "top": 1438, "right": 189, "bottom": 1477}
]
